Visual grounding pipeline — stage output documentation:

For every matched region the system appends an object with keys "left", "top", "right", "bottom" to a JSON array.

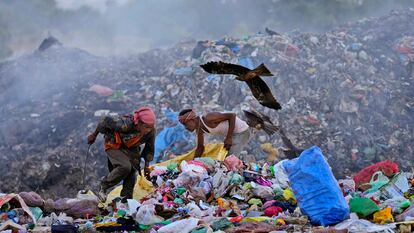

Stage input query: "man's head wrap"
[
  {"left": 133, "top": 107, "right": 156, "bottom": 127},
  {"left": 178, "top": 109, "right": 197, "bottom": 124}
]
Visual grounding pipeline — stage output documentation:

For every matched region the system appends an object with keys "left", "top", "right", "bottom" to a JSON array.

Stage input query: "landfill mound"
[
  {"left": 1, "top": 146, "right": 413, "bottom": 232},
  {"left": 0, "top": 9, "right": 413, "bottom": 198}
]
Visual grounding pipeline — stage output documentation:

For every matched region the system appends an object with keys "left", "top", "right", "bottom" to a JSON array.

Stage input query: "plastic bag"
[
  {"left": 338, "top": 179, "right": 356, "bottom": 195},
  {"left": 283, "top": 189, "right": 296, "bottom": 203},
  {"left": 229, "top": 173, "right": 244, "bottom": 185},
  {"left": 180, "top": 161, "right": 208, "bottom": 179},
  {"left": 194, "top": 157, "right": 215, "bottom": 172},
  {"left": 380, "top": 197, "right": 410, "bottom": 213},
  {"left": 381, "top": 172, "right": 410, "bottom": 199},
  {"left": 224, "top": 155, "right": 244, "bottom": 171},
  {"left": 173, "top": 172, "right": 201, "bottom": 188},
  {"left": 19, "top": 192, "right": 44, "bottom": 207},
  {"left": 186, "top": 202, "right": 203, "bottom": 218},
  {"left": 364, "top": 171, "right": 390, "bottom": 194},
  {"left": 252, "top": 184, "right": 274, "bottom": 200},
  {"left": 213, "top": 169, "right": 231, "bottom": 197},
  {"left": 272, "top": 160, "right": 290, "bottom": 189},
  {"left": 150, "top": 166, "right": 168, "bottom": 177},
  {"left": 211, "top": 217, "right": 233, "bottom": 231},
  {"left": 353, "top": 160, "right": 399, "bottom": 189},
  {"left": 127, "top": 199, "right": 140, "bottom": 215},
  {"left": 157, "top": 217, "right": 199, "bottom": 233},
  {"left": 349, "top": 197, "right": 380, "bottom": 217},
  {"left": 283, "top": 146, "right": 349, "bottom": 226},
  {"left": 53, "top": 198, "right": 99, "bottom": 218},
  {"left": 334, "top": 213, "right": 396, "bottom": 233},
  {"left": 396, "top": 202, "right": 414, "bottom": 221},
  {"left": 373, "top": 207, "right": 394, "bottom": 224},
  {"left": 241, "top": 217, "right": 271, "bottom": 222},
  {"left": 135, "top": 204, "right": 164, "bottom": 225}
]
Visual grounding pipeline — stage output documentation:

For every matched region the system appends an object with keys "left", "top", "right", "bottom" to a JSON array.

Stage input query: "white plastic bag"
[
  {"left": 187, "top": 202, "right": 203, "bottom": 218},
  {"left": 135, "top": 204, "right": 163, "bottom": 225},
  {"left": 273, "top": 160, "right": 289, "bottom": 189},
  {"left": 334, "top": 213, "right": 396, "bottom": 233},
  {"left": 157, "top": 217, "right": 199, "bottom": 233},
  {"left": 180, "top": 161, "right": 208, "bottom": 179}
]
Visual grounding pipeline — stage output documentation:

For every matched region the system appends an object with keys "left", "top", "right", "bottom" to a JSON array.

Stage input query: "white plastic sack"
[
  {"left": 127, "top": 199, "right": 140, "bottom": 215},
  {"left": 157, "top": 217, "right": 199, "bottom": 233},
  {"left": 273, "top": 160, "right": 289, "bottom": 189},
  {"left": 135, "top": 204, "right": 163, "bottom": 225},
  {"left": 187, "top": 202, "right": 203, "bottom": 218},
  {"left": 334, "top": 213, "right": 396, "bottom": 233},
  {"left": 180, "top": 161, "right": 208, "bottom": 179}
]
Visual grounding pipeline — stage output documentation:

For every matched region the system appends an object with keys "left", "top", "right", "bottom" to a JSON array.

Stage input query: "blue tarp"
[
  {"left": 154, "top": 110, "right": 193, "bottom": 162},
  {"left": 282, "top": 146, "right": 350, "bottom": 226}
]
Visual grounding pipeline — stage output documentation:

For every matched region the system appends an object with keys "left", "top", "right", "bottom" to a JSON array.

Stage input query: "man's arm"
[
  {"left": 141, "top": 129, "right": 156, "bottom": 179},
  {"left": 88, "top": 116, "right": 115, "bottom": 144},
  {"left": 88, "top": 116, "right": 131, "bottom": 144},
  {"left": 194, "top": 129, "right": 205, "bottom": 158}
]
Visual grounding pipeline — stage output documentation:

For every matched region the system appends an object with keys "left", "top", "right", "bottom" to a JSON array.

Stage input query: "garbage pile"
[
  {"left": 0, "top": 9, "right": 414, "bottom": 198},
  {"left": 1, "top": 146, "right": 414, "bottom": 232}
]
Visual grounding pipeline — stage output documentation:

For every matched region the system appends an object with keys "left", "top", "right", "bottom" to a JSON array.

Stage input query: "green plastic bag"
[
  {"left": 349, "top": 197, "right": 380, "bottom": 217},
  {"left": 248, "top": 198, "right": 263, "bottom": 206},
  {"left": 230, "top": 173, "right": 244, "bottom": 185},
  {"left": 365, "top": 171, "right": 389, "bottom": 194},
  {"left": 190, "top": 227, "right": 208, "bottom": 233},
  {"left": 211, "top": 217, "right": 233, "bottom": 231},
  {"left": 167, "top": 162, "right": 178, "bottom": 171},
  {"left": 29, "top": 207, "right": 43, "bottom": 221},
  {"left": 176, "top": 187, "right": 186, "bottom": 195},
  {"left": 269, "top": 165, "right": 275, "bottom": 177}
]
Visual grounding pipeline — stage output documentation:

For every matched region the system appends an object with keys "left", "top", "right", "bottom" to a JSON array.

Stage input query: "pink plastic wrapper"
[
  {"left": 89, "top": 84, "right": 114, "bottom": 97},
  {"left": 256, "top": 177, "right": 273, "bottom": 187},
  {"left": 224, "top": 155, "right": 244, "bottom": 171},
  {"left": 187, "top": 160, "right": 208, "bottom": 170}
]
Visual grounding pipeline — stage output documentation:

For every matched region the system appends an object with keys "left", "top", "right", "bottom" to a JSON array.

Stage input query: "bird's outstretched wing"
[
  {"left": 200, "top": 61, "right": 251, "bottom": 76},
  {"left": 245, "top": 78, "right": 282, "bottom": 110}
]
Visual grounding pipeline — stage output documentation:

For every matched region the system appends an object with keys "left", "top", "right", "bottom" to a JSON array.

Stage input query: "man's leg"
[
  {"left": 120, "top": 148, "right": 140, "bottom": 199},
  {"left": 120, "top": 168, "right": 136, "bottom": 199},
  {"left": 100, "top": 149, "right": 132, "bottom": 201},
  {"left": 228, "top": 129, "right": 252, "bottom": 157}
]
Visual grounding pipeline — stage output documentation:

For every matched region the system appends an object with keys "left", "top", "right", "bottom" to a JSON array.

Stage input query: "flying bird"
[
  {"left": 243, "top": 109, "right": 279, "bottom": 135},
  {"left": 200, "top": 61, "right": 282, "bottom": 110},
  {"left": 265, "top": 27, "right": 281, "bottom": 36}
]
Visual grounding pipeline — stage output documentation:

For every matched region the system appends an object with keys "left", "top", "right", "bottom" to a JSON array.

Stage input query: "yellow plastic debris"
[
  {"left": 283, "top": 188, "right": 297, "bottom": 204},
  {"left": 106, "top": 143, "right": 227, "bottom": 204},
  {"left": 94, "top": 222, "right": 122, "bottom": 228},
  {"left": 153, "top": 143, "right": 228, "bottom": 167},
  {"left": 241, "top": 217, "right": 272, "bottom": 222},
  {"left": 373, "top": 207, "right": 394, "bottom": 224},
  {"left": 276, "top": 218, "right": 286, "bottom": 225}
]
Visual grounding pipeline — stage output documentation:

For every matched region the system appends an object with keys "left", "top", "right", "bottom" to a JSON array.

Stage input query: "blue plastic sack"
[{"left": 282, "top": 146, "right": 349, "bottom": 226}]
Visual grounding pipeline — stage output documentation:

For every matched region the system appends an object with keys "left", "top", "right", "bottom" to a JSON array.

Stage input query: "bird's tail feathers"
[
  {"left": 262, "top": 123, "right": 279, "bottom": 135},
  {"left": 253, "top": 63, "right": 273, "bottom": 76}
]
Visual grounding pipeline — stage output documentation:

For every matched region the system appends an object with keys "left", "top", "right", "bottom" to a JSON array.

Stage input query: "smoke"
[
  {"left": 54, "top": 0, "right": 132, "bottom": 13},
  {"left": 0, "top": 0, "right": 412, "bottom": 60}
]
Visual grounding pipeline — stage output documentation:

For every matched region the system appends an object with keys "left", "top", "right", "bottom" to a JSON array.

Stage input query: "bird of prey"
[
  {"left": 200, "top": 61, "right": 282, "bottom": 110},
  {"left": 265, "top": 27, "right": 281, "bottom": 36},
  {"left": 243, "top": 109, "right": 279, "bottom": 135}
]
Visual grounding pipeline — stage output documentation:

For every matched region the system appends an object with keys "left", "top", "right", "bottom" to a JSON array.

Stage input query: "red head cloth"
[
  {"left": 133, "top": 107, "right": 156, "bottom": 127},
  {"left": 178, "top": 110, "right": 197, "bottom": 124}
]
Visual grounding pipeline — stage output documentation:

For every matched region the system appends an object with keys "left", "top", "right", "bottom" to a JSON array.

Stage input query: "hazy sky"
[{"left": 0, "top": 0, "right": 412, "bottom": 59}]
